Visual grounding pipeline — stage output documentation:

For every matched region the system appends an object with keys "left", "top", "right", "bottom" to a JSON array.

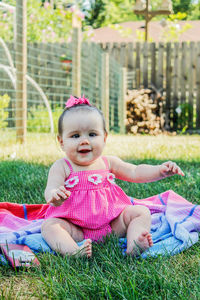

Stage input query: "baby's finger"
[
  {"left": 49, "top": 199, "right": 62, "bottom": 207},
  {"left": 65, "top": 190, "right": 71, "bottom": 197},
  {"left": 52, "top": 192, "right": 60, "bottom": 201},
  {"left": 171, "top": 163, "right": 184, "bottom": 176},
  {"left": 177, "top": 167, "right": 185, "bottom": 176},
  {"left": 48, "top": 199, "right": 57, "bottom": 206},
  {"left": 57, "top": 190, "right": 68, "bottom": 200},
  {"left": 59, "top": 185, "right": 67, "bottom": 193},
  {"left": 59, "top": 186, "right": 71, "bottom": 197},
  {"left": 168, "top": 162, "right": 175, "bottom": 171},
  {"left": 172, "top": 163, "right": 179, "bottom": 173},
  {"left": 160, "top": 165, "right": 169, "bottom": 175}
]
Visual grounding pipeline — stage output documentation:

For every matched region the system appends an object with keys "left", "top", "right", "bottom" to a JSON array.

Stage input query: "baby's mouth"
[{"left": 78, "top": 149, "right": 91, "bottom": 154}]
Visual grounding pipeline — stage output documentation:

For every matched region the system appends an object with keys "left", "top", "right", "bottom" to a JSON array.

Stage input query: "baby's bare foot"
[
  {"left": 126, "top": 231, "right": 153, "bottom": 256},
  {"left": 75, "top": 239, "right": 92, "bottom": 258}
]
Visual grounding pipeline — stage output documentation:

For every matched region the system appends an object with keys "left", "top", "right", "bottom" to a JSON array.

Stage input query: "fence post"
[
  {"left": 118, "top": 67, "right": 127, "bottom": 134},
  {"left": 101, "top": 52, "right": 109, "bottom": 132},
  {"left": 72, "top": 16, "right": 81, "bottom": 97},
  {"left": 16, "top": 0, "right": 27, "bottom": 143}
]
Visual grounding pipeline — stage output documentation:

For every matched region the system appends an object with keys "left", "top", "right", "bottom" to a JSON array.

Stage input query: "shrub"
[
  {"left": 27, "top": 105, "right": 63, "bottom": 133},
  {"left": 0, "top": 94, "right": 10, "bottom": 129}
]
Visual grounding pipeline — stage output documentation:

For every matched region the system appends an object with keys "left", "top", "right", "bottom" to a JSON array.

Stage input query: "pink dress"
[{"left": 45, "top": 157, "right": 132, "bottom": 241}]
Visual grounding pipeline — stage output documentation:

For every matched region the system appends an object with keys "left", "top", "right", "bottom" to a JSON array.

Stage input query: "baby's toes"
[
  {"left": 138, "top": 231, "right": 149, "bottom": 242},
  {"left": 84, "top": 239, "right": 92, "bottom": 257},
  {"left": 147, "top": 233, "right": 153, "bottom": 247}
]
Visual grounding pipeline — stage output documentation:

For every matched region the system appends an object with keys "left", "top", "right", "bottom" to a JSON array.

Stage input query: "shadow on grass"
[{"left": 0, "top": 160, "right": 48, "bottom": 204}]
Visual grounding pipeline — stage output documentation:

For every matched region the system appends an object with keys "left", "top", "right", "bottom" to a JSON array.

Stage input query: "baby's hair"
[{"left": 58, "top": 98, "right": 107, "bottom": 136}]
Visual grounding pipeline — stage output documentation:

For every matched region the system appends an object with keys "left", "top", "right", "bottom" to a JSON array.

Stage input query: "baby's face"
[{"left": 58, "top": 110, "right": 107, "bottom": 166}]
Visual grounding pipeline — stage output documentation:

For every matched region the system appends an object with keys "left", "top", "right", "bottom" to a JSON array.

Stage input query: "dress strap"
[
  {"left": 102, "top": 156, "right": 109, "bottom": 170},
  {"left": 64, "top": 158, "right": 73, "bottom": 173}
]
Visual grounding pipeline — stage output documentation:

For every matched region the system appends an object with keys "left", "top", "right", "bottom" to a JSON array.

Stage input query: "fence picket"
[
  {"left": 165, "top": 43, "right": 172, "bottom": 130},
  {"left": 188, "top": 42, "right": 195, "bottom": 129},
  {"left": 143, "top": 42, "right": 148, "bottom": 88},
  {"left": 172, "top": 43, "right": 179, "bottom": 130},
  {"left": 150, "top": 42, "right": 156, "bottom": 87},
  {"left": 119, "top": 42, "right": 127, "bottom": 67},
  {"left": 135, "top": 42, "right": 140, "bottom": 88},
  {"left": 180, "top": 42, "right": 187, "bottom": 129},
  {"left": 196, "top": 42, "right": 200, "bottom": 129},
  {"left": 157, "top": 43, "right": 164, "bottom": 90},
  {"left": 127, "top": 42, "right": 134, "bottom": 70}
]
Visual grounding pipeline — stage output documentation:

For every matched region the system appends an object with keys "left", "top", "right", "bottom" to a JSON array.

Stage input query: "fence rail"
[
  {"left": 0, "top": 39, "right": 125, "bottom": 135},
  {"left": 1, "top": 38, "right": 200, "bottom": 138}
]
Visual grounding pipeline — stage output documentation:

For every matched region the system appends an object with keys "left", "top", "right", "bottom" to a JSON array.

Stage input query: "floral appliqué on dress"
[
  {"left": 107, "top": 173, "right": 115, "bottom": 184},
  {"left": 88, "top": 174, "right": 103, "bottom": 185},
  {"left": 65, "top": 176, "right": 79, "bottom": 188}
]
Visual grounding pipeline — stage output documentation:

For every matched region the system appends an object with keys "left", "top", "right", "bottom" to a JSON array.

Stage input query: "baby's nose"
[{"left": 80, "top": 137, "right": 89, "bottom": 145}]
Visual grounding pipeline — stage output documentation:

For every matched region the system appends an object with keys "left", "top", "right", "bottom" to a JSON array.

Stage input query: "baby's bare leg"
[
  {"left": 41, "top": 218, "right": 92, "bottom": 257},
  {"left": 111, "top": 205, "right": 153, "bottom": 255}
]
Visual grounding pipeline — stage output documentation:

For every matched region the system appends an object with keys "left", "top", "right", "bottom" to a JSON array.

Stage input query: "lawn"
[{"left": 0, "top": 133, "right": 200, "bottom": 299}]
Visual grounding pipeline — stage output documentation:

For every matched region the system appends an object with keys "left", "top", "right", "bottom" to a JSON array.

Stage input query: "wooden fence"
[
  {"left": 1, "top": 39, "right": 200, "bottom": 133},
  {"left": 101, "top": 41, "right": 200, "bottom": 131}
]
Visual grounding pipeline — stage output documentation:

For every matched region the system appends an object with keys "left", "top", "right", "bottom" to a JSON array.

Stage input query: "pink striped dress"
[{"left": 45, "top": 157, "right": 132, "bottom": 241}]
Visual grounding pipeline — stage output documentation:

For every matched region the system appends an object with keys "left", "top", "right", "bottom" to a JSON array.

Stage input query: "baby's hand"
[
  {"left": 48, "top": 186, "right": 71, "bottom": 207},
  {"left": 160, "top": 161, "right": 185, "bottom": 178}
]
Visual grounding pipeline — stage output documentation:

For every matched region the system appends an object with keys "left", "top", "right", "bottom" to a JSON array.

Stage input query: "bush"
[
  {"left": 0, "top": 94, "right": 10, "bottom": 129},
  {"left": 27, "top": 105, "right": 63, "bottom": 133},
  {"left": 0, "top": 1, "right": 72, "bottom": 43}
]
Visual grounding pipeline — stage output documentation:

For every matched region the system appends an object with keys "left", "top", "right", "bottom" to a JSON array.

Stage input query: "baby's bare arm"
[
  {"left": 107, "top": 156, "right": 184, "bottom": 183},
  {"left": 45, "top": 159, "right": 70, "bottom": 206}
]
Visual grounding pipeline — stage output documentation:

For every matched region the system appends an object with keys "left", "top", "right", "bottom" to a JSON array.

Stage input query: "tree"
[
  {"left": 172, "top": 0, "right": 192, "bottom": 15},
  {"left": 84, "top": 0, "right": 138, "bottom": 28},
  {"left": 84, "top": 0, "right": 199, "bottom": 29},
  {"left": 188, "top": 1, "right": 200, "bottom": 20},
  {"left": 84, "top": 0, "right": 106, "bottom": 28}
]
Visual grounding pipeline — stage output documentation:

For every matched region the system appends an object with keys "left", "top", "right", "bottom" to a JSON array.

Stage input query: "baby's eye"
[
  {"left": 71, "top": 134, "right": 80, "bottom": 138},
  {"left": 89, "top": 132, "right": 97, "bottom": 137}
]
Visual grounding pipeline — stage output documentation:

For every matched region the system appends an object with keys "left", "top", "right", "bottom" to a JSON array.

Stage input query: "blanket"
[{"left": 0, "top": 190, "right": 199, "bottom": 264}]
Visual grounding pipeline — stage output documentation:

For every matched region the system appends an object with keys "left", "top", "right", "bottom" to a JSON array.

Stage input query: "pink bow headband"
[{"left": 65, "top": 95, "right": 91, "bottom": 108}]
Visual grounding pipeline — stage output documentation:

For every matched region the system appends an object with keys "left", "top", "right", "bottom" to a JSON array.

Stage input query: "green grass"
[{"left": 0, "top": 133, "right": 200, "bottom": 299}]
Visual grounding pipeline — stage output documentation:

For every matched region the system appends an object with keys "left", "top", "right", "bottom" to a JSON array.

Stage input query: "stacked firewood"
[{"left": 125, "top": 88, "right": 165, "bottom": 135}]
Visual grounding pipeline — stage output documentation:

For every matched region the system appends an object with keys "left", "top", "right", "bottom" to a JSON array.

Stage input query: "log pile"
[{"left": 126, "top": 88, "right": 165, "bottom": 135}]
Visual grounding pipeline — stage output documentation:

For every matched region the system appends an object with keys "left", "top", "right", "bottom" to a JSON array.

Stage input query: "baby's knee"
[
  {"left": 136, "top": 205, "right": 151, "bottom": 217},
  {"left": 41, "top": 218, "right": 57, "bottom": 234},
  {"left": 123, "top": 205, "right": 150, "bottom": 225}
]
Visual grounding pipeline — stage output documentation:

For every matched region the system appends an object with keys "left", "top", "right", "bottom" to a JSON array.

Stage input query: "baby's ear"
[
  {"left": 104, "top": 132, "right": 108, "bottom": 143},
  {"left": 57, "top": 135, "right": 63, "bottom": 148}
]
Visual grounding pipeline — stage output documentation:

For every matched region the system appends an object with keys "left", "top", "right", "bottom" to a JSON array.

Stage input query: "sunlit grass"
[
  {"left": 1, "top": 131, "right": 200, "bottom": 164},
  {"left": 0, "top": 132, "right": 200, "bottom": 299}
]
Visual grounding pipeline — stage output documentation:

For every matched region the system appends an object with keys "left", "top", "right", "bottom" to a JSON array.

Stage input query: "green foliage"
[
  {"left": 136, "top": 29, "right": 153, "bottom": 42},
  {"left": 84, "top": 0, "right": 106, "bottom": 28},
  {"left": 0, "top": 0, "right": 73, "bottom": 42},
  {"left": 188, "top": 2, "right": 200, "bottom": 20},
  {"left": 84, "top": 0, "right": 138, "bottom": 28},
  {"left": 161, "top": 12, "right": 192, "bottom": 42},
  {"left": 0, "top": 94, "right": 10, "bottom": 129},
  {"left": 27, "top": 105, "right": 63, "bottom": 133},
  {"left": 172, "top": 0, "right": 192, "bottom": 15},
  {"left": 109, "top": 23, "right": 133, "bottom": 38},
  {"left": 84, "top": 0, "right": 199, "bottom": 29},
  {"left": 176, "top": 103, "right": 194, "bottom": 131},
  {"left": 0, "top": 4, "right": 14, "bottom": 41}
]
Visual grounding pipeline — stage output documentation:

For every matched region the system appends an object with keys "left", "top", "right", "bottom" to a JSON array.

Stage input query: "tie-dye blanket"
[{"left": 0, "top": 190, "right": 199, "bottom": 264}]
